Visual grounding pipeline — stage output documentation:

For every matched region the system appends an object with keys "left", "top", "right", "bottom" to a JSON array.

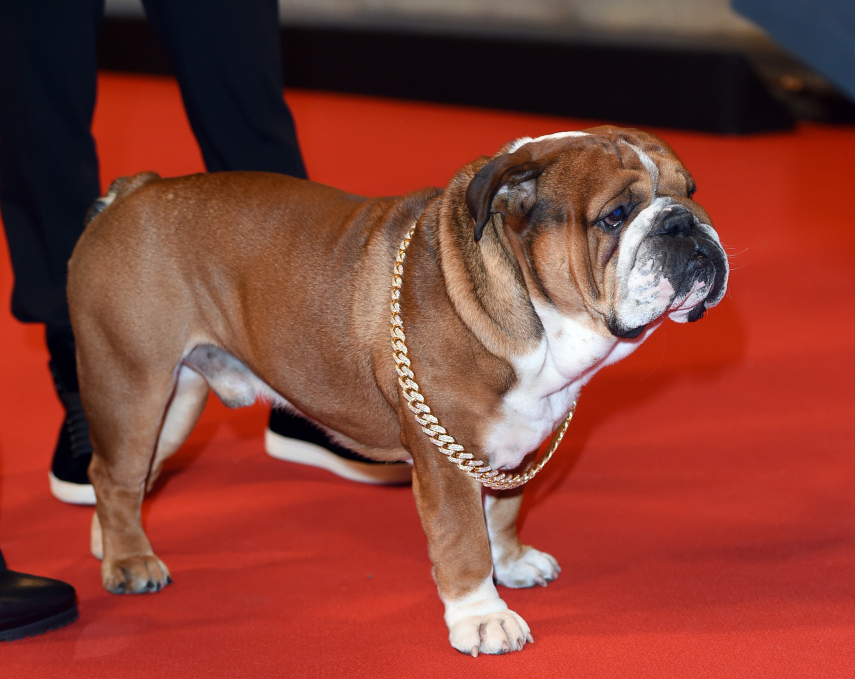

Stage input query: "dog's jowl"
[{"left": 68, "top": 126, "right": 728, "bottom": 656}]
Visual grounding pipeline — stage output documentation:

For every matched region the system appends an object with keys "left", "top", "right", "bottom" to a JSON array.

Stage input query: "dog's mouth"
[
  {"left": 667, "top": 250, "right": 717, "bottom": 323},
  {"left": 668, "top": 228, "right": 728, "bottom": 323},
  {"left": 608, "top": 319, "right": 648, "bottom": 339}
]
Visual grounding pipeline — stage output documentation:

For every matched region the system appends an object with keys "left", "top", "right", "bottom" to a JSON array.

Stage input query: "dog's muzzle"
[{"left": 610, "top": 204, "right": 728, "bottom": 337}]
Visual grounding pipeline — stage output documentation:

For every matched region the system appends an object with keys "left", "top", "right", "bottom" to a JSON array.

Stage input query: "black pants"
[{"left": 0, "top": 0, "right": 306, "bottom": 330}]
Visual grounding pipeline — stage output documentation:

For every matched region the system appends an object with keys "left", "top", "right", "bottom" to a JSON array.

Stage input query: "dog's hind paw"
[
  {"left": 494, "top": 546, "right": 560, "bottom": 589},
  {"left": 102, "top": 555, "right": 172, "bottom": 594}
]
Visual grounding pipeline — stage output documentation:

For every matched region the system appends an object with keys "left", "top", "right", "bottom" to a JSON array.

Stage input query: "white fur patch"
[
  {"left": 90, "top": 511, "right": 103, "bottom": 561},
  {"left": 613, "top": 141, "right": 666, "bottom": 295},
  {"left": 613, "top": 198, "right": 675, "bottom": 330},
  {"left": 156, "top": 366, "right": 208, "bottom": 456},
  {"left": 622, "top": 141, "right": 659, "bottom": 195},
  {"left": 615, "top": 199, "right": 671, "bottom": 283},
  {"left": 494, "top": 547, "right": 560, "bottom": 588},
  {"left": 484, "top": 495, "right": 561, "bottom": 588},
  {"left": 506, "top": 130, "right": 589, "bottom": 154},
  {"left": 484, "top": 299, "right": 653, "bottom": 470},
  {"left": 443, "top": 575, "right": 531, "bottom": 655},
  {"left": 443, "top": 575, "right": 505, "bottom": 628}
]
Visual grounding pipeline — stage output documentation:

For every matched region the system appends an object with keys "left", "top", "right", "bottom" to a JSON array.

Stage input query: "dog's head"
[{"left": 464, "top": 126, "right": 728, "bottom": 338}]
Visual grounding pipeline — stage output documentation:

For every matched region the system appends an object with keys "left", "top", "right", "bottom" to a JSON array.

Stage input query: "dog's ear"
[{"left": 465, "top": 151, "right": 545, "bottom": 241}]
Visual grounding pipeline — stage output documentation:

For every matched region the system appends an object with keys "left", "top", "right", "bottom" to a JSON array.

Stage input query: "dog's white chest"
[{"left": 485, "top": 307, "right": 646, "bottom": 470}]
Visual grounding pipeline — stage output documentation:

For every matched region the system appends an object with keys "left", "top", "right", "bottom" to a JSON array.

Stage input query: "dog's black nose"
[{"left": 655, "top": 208, "right": 695, "bottom": 237}]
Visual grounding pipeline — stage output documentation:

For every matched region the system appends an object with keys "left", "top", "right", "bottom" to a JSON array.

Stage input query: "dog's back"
[{"left": 67, "top": 171, "right": 434, "bottom": 491}]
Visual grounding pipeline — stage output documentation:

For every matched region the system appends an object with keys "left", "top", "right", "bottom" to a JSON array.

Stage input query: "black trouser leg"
[
  {"left": 0, "top": 0, "right": 104, "bottom": 328},
  {"left": 141, "top": 0, "right": 307, "bottom": 177},
  {"left": 0, "top": 0, "right": 304, "bottom": 333}
]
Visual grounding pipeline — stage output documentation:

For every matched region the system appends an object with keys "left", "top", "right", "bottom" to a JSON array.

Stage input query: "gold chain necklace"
[{"left": 390, "top": 221, "right": 577, "bottom": 490}]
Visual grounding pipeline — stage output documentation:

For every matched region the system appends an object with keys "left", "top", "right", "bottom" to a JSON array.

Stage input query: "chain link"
[{"left": 390, "top": 221, "right": 577, "bottom": 490}]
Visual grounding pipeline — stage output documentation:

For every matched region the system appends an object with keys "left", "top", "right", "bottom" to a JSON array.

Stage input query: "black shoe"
[
  {"left": 0, "top": 553, "right": 78, "bottom": 642},
  {"left": 46, "top": 328, "right": 95, "bottom": 505},
  {"left": 265, "top": 409, "right": 412, "bottom": 485}
]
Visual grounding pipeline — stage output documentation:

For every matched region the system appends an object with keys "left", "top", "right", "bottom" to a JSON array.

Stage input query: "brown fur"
[{"left": 68, "top": 127, "right": 711, "bottom": 650}]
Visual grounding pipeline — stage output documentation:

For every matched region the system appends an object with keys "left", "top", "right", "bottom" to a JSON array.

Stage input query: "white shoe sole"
[
  {"left": 48, "top": 472, "right": 96, "bottom": 505},
  {"left": 264, "top": 430, "right": 412, "bottom": 485}
]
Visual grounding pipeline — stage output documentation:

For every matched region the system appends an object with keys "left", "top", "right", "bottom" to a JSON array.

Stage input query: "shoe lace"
[
  {"left": 63, "top": 395, "right": 93, "bottom": 459},
  {"left": 50, "top": 361, "right": 93, "bottom": 460}
]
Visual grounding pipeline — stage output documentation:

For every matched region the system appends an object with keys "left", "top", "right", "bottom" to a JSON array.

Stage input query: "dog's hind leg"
[
  {"left": 89, "top": 364, "right": 209, "bottom": 562},
  {"left": 80, "top": 339, "right": 189, "bottom": 594},
  {"left": 147, "top": 365, "right": 210, "bottom": 491}
]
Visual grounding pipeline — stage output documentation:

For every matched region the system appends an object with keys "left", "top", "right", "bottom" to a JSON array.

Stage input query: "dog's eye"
[{"left": 603, "top": 207, "right": 626, "bottom": 228}]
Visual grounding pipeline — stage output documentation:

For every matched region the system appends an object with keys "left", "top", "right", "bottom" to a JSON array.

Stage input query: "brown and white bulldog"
[{"left": 68, "top": 126, "right": 727, "bottom": 656}]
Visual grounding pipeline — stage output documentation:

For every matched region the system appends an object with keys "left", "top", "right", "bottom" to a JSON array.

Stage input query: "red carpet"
[{"left": 1, "top": 73, "right": 854, "bottom": 677}]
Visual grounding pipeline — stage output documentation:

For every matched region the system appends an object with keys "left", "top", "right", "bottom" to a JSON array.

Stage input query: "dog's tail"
[{"left": 84, "top": 171, "right": 161, "bottom": 226}]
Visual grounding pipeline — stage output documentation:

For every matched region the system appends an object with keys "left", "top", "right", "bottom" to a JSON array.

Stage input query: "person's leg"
[
  {"left": 141, "top": 0, "right": 306, "bottom": 177},
  {"left": 141, "top": 0, "right": 409, "bottom": 484},
  {"left": 0, "top": 0, "right": 103, "bottom": 503},
  {"left": 0, "top": 0, "right": 103, "bottom": 326},
  {"left": 46, "top": 325, "right": 95, "bottom": 503}
]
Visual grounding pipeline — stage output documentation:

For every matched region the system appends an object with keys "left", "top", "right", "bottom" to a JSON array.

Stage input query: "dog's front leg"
[
  {"left": 410, "top": 450, "right": 533, "bottom": 656},
  {"left": 484, "top": 488, "right": 561, "bottom": 588}
]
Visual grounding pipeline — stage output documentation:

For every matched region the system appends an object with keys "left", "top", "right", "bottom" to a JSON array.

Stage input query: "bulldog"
[{"left": 68, "top": 126, "right": 727, "bottom": 656}]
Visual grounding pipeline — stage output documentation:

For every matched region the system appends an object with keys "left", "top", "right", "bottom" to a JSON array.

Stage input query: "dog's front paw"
[
  {"left": 494, "top": 546, "right": 560, "bottom": 588},
  {"left": 448, "top": 608, "right": 533, "bottom": 656},
  {"left": 444, "top": 580, "right": 532, "bottom": 656},
  {"left": 102, "top": 555, "right": 172, "bottom": 594}
]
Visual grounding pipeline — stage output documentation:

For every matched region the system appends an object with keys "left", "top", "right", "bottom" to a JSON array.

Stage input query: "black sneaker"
[
  {"left": 47, "top": 360, "right": 96, "bottom": 505},
  {"left": 265, "top": 409, "right": 412, "bottom": 485},
  {"left": 0, "top": 551, "right": 78, "bottom": 642}
]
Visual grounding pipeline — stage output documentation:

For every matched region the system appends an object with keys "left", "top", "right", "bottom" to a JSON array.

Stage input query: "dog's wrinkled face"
[{"left": 466, "top": 126, "right": 728, "bottom": 338}]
